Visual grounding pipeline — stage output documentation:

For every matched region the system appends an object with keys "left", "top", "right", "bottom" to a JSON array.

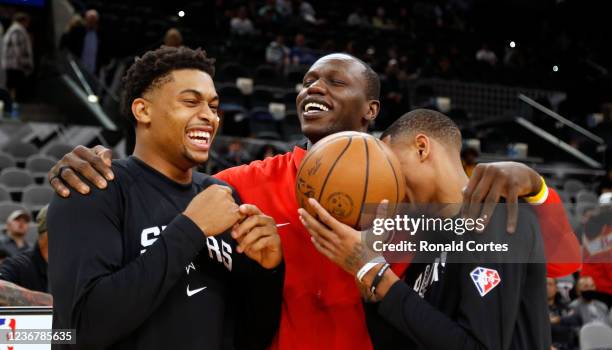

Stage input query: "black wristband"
[{"left": 370, "top": 263, "right": 391, "bottom": 295}]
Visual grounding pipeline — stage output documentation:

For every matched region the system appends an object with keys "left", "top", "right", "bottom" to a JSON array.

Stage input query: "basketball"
[{"left": 296, "top": 131, "right": 405, "bottom": 229}]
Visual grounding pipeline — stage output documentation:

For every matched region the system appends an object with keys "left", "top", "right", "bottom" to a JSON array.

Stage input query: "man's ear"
[
  {"left": 365, "top": 100, "right": 380, "bottom": 122},
  {"left": 381, "top": 134, "right": 392, "bottom": 144},
  {"left": 414, "top": 134, "right": 430, "bottom": 161},
  {"left": 132, "top": 98, "right": 152, "bottom": 125}
]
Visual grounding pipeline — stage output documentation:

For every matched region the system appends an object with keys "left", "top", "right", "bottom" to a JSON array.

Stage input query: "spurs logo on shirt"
[
  {"left": 140, "top": 226, "right": 233, "bottom": 271},
  {"left": 412, "top": 252, "right": 447, "bottom": 298}
]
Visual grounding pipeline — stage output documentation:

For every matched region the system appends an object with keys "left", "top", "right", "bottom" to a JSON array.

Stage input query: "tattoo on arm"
[
  {"left": 344, "top": 243, "right": 368, "bottom": 273},
  {"left": 0, "top": 281, "right": 53, "bottom": 306}
]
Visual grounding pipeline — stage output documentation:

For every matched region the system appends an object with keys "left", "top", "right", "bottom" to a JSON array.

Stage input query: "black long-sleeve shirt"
[
  {"left": 0, "top": 243, "right": 47, "bottom": 292},
  {"left": 365, "top": 205, "right": 551, "bottom": 350},
  {"left": 48, "top": 156, "right": 283, "bottom": 350}
]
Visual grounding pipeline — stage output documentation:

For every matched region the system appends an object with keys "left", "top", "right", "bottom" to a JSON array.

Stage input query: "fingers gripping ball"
[{"left": 296, "top": 131, "right": 405, "bottom": 229}]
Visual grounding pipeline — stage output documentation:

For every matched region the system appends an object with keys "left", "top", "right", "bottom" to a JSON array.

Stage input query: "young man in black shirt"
[
  {"left": 299, "top": 109, "right": 550, "bottom": 349},
  {"left": 48, "top": 46, "right": 283, "bottom": 350}
]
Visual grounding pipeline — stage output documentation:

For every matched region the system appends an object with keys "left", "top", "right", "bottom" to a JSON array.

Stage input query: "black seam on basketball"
[
  {"left": 357, "top": 136, "right": 370, "bottom": 227},
  {"left": 317, "top": 136, "right": 353, "bottom": 203},
  {"left": 297, "top": 133, "right": 354, "bottom": 176},
  {"left": 374, "top": 139, "right": 400, "bottom": 205}
]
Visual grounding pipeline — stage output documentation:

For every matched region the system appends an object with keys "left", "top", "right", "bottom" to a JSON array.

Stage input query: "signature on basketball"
[
  {"left": 307, "top": 158, "right": 322, "bottom": 176},
  {"left": 297, "top": 177, "right": 316, "bottom": 206}
]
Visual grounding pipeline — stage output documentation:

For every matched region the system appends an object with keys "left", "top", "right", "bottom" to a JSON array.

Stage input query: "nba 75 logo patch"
[{"left": 470, "top": 267, "right": 501, "bottom": 297}]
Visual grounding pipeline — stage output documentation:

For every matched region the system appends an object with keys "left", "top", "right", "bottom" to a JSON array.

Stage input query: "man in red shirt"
[{"left": 47, "top": 53, "right": 580, "bottom": 350}]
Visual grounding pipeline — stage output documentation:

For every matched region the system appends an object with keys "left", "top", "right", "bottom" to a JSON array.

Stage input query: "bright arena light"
[
  {"left": 178, "top": 10, "right": 185, "bottom": 17},
  {"left": 553, "top": 65, "right": 559, "bottom": 72},
  {"left": 87, "top": 94, "right": 99, "bottom": 103},
  {"left": 509, "top": 41, "right": 516, "bottom": 48}
]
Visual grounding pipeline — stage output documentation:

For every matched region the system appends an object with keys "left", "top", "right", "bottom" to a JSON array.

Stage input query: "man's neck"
[
  {"left": 429, "top": 160, "right": 469, "bottom": 217},
  {"left": 8, "top": 233, "right": 25, "bottom": 248},
  {"left": 133, "top": 143, "right": 192, "bottom": 184}
]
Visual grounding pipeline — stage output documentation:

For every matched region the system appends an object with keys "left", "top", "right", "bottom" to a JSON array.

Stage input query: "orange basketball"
[{"left": 296, "top": 131, "right": 405, "bottom": 229}]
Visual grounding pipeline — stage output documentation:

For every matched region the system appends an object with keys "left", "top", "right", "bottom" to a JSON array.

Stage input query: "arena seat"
[
  {"left": 251, "top": 86, "right": 276, "bottom": 108},
  {"left": 0, "top": 152, "right": 16, "bottom": 171},
  {"left": 255, "top": 65, "right": 281, "bottom": 85},
  {"left": 219, "top": 62, "right": 250, "bottom": 82},
  {"left": 0, "top": 168, "right": 34, "bottom": 194},
  {"left": 44, "top": 143, "right": 75, "bottom": 161},
  {"left": 576, "top": 190, "right": 598, "bottom": 204},
  {"left": 564, "top": 179, "right": 586, "bottom": 199},
  {"left": 2, "top": 141, "right": 39, "bottom": 163},
  {"left": 580, "top": 322, "right": 612, "bottom": 350},
  {"left": 21, "top": 184, "right": 54, "bottom": 212},
  {"left": 0, "top": 185, "right": 11, "bottom": 202},
  {"left": 26, "top": 155, "right": 57, "bottom": 182},
  {"left": 249, "top": 107, "right": 281, "bottom": 140}
]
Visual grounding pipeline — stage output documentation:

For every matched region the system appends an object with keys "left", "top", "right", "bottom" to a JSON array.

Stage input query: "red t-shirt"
[{"left": 215, "top": 146, "right": 581, "bottom": 350}]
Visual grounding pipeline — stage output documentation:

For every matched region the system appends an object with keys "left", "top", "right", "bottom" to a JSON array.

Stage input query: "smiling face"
[
  {"left": 296, "top": 54, "right": 379, "bottom": 144},
  {"left": 133, "top": 69, "right": 220, "bottom": 170}
]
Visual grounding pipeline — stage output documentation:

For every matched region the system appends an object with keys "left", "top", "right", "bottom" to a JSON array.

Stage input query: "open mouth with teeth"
[
  {"left": 186, "top": 130, "right": 212, "bottom": 150},
  {"left": 303, "top": 102, "right": 331, "bottom": 116}
]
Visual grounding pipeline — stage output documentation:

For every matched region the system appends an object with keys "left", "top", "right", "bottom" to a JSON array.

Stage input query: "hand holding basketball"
[{"left": 299, "top": 198, "right": 379, "bottom": 276}]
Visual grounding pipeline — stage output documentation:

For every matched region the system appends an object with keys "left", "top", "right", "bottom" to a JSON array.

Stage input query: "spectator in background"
[
  {"left": 476, "top": 43, "right": 497, "bottom": 66},
  {"left": 59, "top": 10, "right": 104, "bottom": 74},
  {"left": 276, "top": 0, "right": 292, "bottom": 17},
  {"left": 378, "top": 58, "right": 409, "bottom": 130},
  {"left": 461, "top": 147, "right": 479, "bottom": 177},
  {"left": 295, "top": 0, "right": 317, "bottom": 24},
  {"left": 290, "top": 33, "right": 316, "bottom": 66},
  {"left": 548, "top": 277, "right": 580, "bottom": 350},
  {"left": 597, "top": 168, "right": 612, "bottom": 194},
  {"left": 581, "top": 194, "right": 612, "bottom": 295},
  {"left": 0, "top": 248, "right": 8, "bottom": 265},
  {"left": 81, "top": 10, "right": 101, "bottom": 74},
  {"left": 266, "top": 35, "right": 290, "bottom": 69},
  {"left": 59, "top": 14, "right": 85, "bottom": 58},
  {"left": 0, "top": 210, "right": 31, "bottom": 257},
  {"left": 163, "top": 28, "right": 183, "bottom": 48},
  {"left": 372, "top": 6, "right": 394, "bottom": 30},
  {"left": 258, "top": 0, "right": 281, "bottom": 32},
  {"left": 1, "top": 12, "right": 33, "bottom": 101},
  {"left": 347, "top": 8, "right": 369, "bottom": 27},
  {"left": 569, "top": 276, "right": 609, "bottom": 325},
  {"left": 230, "top": 6, "right": 256, "bottom": 36},
  {"left": 259, "top": 0, "right": 280, "bottom": 20},
  {"left": 0, "top": 205, "right": 49, "bottom": 293},
  {"left": 223, "top": 139, "right": 252, "bottom": 166}
]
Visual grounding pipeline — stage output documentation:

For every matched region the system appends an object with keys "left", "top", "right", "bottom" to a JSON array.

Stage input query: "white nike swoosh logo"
[
  {"left": 186, "top": 285, "right": 207, "bottom": 297},
  {"left": 276, "top": 223, "right": 290, "bottom": 227}
]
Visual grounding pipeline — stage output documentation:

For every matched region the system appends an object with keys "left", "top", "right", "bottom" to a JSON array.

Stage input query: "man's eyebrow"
[
  {"left": 179, "top": 89, "right": 203, "bottom": 97},
  {"left": 179, "top": 90, "right": 219, "bottom": 102}
]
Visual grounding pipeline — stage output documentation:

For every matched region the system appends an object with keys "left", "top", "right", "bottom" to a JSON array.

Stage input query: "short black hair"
[
  {"left": 381, "top": 109, "right": 462, "bottom": 150},
  {"left": 120, "top": 46, "right": 215, "bottom": 126},
  {"left": 347, "top": 54, "right": 380, "bottom": 100}
]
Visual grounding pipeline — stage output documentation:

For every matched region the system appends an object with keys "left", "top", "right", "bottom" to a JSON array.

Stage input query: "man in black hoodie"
[
  {"left": 299, "top": 109, "right": 550, "bottom": 349},
  {"left": 48, "top": 46, "right": 283, "bottom": 350}
]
